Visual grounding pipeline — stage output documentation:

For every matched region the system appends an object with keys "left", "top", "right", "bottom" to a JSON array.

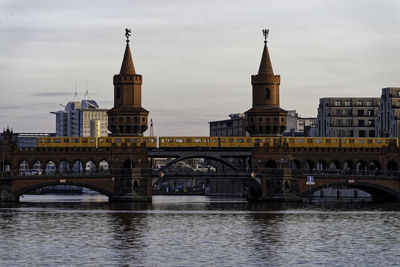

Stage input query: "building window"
[
  {"left": 367, "top": 110, "right": 374, "bottom": 117},
  {"left": 336, "top": 109, "right": 342, "bottom": 116},
  {"left": 117, "top": 88, "right": 121, "bottom": 99},
  {"left": 359, "top": 130, "right": 366, "bottom": 137},
  {"left": 344, "top": 100, "right": 351, "bottom": 107},
  {"left": 358, "top": 120, "right": 365, "bottom": 127},
  {"left": 366, "top": 101, "right": 373, "bottom": 107},
  {"left": 265, "top": 88, "right": 270, "bottom": 100},
  {"left": 334, "top": 101, "right": 341, "bottom": 106},
  {"left": 347, "top": 109, "right": 353, "bottom": 116},
  {"left": 368, "top": 120, "right": 375, "bottom": 127},
  {"left": 357, "top": 100, "right": 363, "bottom": 106},
  {"left": 357, "top": 110, "right": 364, "bottom": 116}
]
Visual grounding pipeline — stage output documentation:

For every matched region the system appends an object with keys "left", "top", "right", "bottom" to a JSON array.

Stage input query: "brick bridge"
[{"left": 1, "top": 144, "right": 400, "bottom": 202}]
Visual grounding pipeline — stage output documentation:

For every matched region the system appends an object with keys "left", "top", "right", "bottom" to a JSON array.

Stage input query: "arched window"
[
  {"left": 265, "top": 88, "right": 270, "bottom": 100},
  {"left": 116, "top": 88, "right": 121, "bottom": 99}
]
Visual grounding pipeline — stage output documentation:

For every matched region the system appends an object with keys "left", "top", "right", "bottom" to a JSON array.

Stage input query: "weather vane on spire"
[
  {"left": 125, "top": 28, "right": 132, "bottom": 43},
  {"left": 262, "top": 29, "right": 269, "bottom": 43}
]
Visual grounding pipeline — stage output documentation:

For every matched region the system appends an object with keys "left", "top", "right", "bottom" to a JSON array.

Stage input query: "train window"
[
  {"left": 307, "top": 139, "right": 313, "bottom": 143},
  {"left": 90, "top": 139, "right": 95, "bottom": 143},
  {"left": 297, "top": 139, "right": 304, "bottom": 143},
  {"left": 82, "top": 139, "right": 87, "bottom": 143},
  {"left": 45, "top": 139, "right": 51, "bottom": 143},
  {"left": 316, "top": 139, "right": 322, "bottom": 144},
  {"left": 326, "top": 139, "right": 331, "bottom": 143},
  {"left": 115, "top": 138, "right": 122, "bottom": 143},
  {"left": 194, "top": 138, "right": 202, "bottom": 143},
  {"left": 221, "top": 138, "right": 226, "bottom": 143},
  {"left": 72, "top": 139, "right": 80, "bottom": 143},
  {"left": 133, "top": 138, "right": 140, "bottom": 143},
  {"left": 39, "top": 139, "right": 43, "bottom": 143},
  {"left": 255, "top": 138, "right": 261, "bottom": 143},
  {"left": 176, "top": 138, "right": 183, "bottom": 143},
  {"left": 333, "top": 139, "right": 338, "bottom": 143},
  {"left": 342, "top": 139, "right": 347, "bottom": 143},
  {"left": 106, "top": 138, "right": 112, "bottom": 143},
  {"left": 349, "top": 139, "right": 355, "bottom": 144},
  {"left": 187, "top": 138, "right": 192, "bottom": 143},
  {"left": 237, "top": 138, "right": 244, "bottom": 143},
  {"left": 367, "top": 139, "right": 373, "bottom": 144},
  {"left": 357, "top": 140, "right": 364, "bottom": 144},
  {"left": 53, "top": 138, "right": 61, "bottom": 143},
  {"left": 247, "top": 138, "right": 252, "bottom": 143},
  {"left": 289, "top": 138, "right": 295, "bottom": 143},
  {"left": 64, "top": 138, "right": 69, "bottom": 143},
  {"left": 229, "top": 138, "right": 234, "bottom": 143},
  {"left": 212, "top": 138, "right": 217, "bottom": 143},
  {"left": 376, "top": 139, "right": 382, "bottom": 143},
  {"left": 126, "top": 138, "right": 131, "bottom": 142},
  {"left": 160, "top": 138, "right": 165, "bottom": 143},
  {"left": 99, "top": 138, "right": 104, "bottom": 143}
]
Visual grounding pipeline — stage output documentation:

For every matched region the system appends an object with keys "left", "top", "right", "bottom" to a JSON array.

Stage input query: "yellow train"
[
  {"left": 36, "top": 136, "right": 399, "bottom": 149},
  {"left": 159, "top": 136, "right": 399, "bottom": 149},
  {"left": 37, "top": 137, "right": 157, "bottom": 148}
]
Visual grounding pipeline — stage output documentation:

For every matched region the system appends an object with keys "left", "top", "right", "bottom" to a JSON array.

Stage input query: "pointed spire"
[
  {"left": 257, "top": 29, "right": 274, "bottom": 76},
  {"left": 120, "top": 28, "right": 136, "bottom": 75}
]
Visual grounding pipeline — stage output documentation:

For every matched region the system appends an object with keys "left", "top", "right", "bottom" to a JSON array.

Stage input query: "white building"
[
  {"left": 378, "top": 87, "right": 400, "bottom": 137},
  {"left": 284, "top": 110, "right": 316, "bottom": 136},
  {"left": 52, "top": 98, "right": 108, "bottom": 137}
]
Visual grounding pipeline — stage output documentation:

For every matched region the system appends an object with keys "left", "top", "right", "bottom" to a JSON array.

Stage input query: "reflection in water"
[{"left": 0, "top": 195, "right": 399, "bottom": 266}]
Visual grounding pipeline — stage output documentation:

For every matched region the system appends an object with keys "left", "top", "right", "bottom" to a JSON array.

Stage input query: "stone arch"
[
  {"left": 369, "top": 160, "right": 380, "bottom": 171},
  {"left": 343, "top": 160, "right": 354, "bottom": 171},
  {"left": 85, "top": 160, "right": 96, "bottom": 173},
  {"left": 316, "top": 160, "right": 327, "bottom": 171},
  {"left": 14, "top": 181, "right": 113, "bottom": 200},
  {"left": 72, "top": 160, "right": 83, "bottom": 174},
  {"left": 387, "top": 160, "right": 398, "bottom": 171},
  {"left": 32, "top": 160, "right": 43, "bottom": 173},
  {"left": 99, "top": 160, "right": 110, "bottom": 172},
  {"left": 19, "top": 160, "right": 29, "bottom": 174},
  {"left": 304, "top": 160, "right": 314, "bottom": 170},
  {"left": 1, "top": 160, "right": 12, "bottom": 175},
  {"left": 265, "top": 160, "right": 277, "bottom": 169},
  {"left": 59, "top": 160, "right": 70, "bottom": 174},
  {"left": 356, "top": 160, "right": 367, "bottom": 173},
  {"left": 300, "top": 181, "right": 400, "bottom": 202},
  {"left": 289, "top": 159, "right": 300, "bottom": 169},
  {"left": 328, "top": 160, "right": 340, "bottom": 170},
  {"left": 45, "top": 161, "right": 56, "bottom": 175}
]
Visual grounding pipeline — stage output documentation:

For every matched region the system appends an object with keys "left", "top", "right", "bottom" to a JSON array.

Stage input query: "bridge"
[{"left": 1, "top": 142, "right": 400, "bottom": 202}]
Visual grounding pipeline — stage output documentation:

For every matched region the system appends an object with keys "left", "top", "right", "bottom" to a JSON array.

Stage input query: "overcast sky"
[{"left": 1, "top": 0, "right": 399, "bottom": 136}]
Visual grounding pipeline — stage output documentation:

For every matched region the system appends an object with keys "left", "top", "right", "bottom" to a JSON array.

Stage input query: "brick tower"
[
  {"left": 107, "top": 29, "right": 149, "bottom": 136},
  {"left": 245, "top": 29, "right": 287, "bottom": 136}
]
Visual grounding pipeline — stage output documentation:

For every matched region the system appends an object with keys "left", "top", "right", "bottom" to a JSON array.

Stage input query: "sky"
[{"left": 0, "top": 0, "right": 399, "bottom": 136}]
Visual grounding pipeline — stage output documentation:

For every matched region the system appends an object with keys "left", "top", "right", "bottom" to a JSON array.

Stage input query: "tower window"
[
  {"left": 117, "top": 88, "right": 121, "bottom": 99},
  {"left": 265, "top": 88, "right": 270, "bottom": 100}
]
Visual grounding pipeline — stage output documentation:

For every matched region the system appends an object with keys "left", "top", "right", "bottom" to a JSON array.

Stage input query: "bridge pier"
[
  {"left": 110, "top": 168, "right": 152, "bottom": 202},
  {"left": 259, "top": 169, "right": 302, "bottom": 202},
  {"left": 0, "top": 179, "right": 18, "bottom": 202}
]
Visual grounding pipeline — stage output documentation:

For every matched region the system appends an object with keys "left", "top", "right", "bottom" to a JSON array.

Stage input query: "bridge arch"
[
  {"left": 369, "top": 160, "right": 380, "bottom": 171},
  {"left": 316, "top": 160, "right": 327, "bottom": 171},
  {"left": 45, "top": 161, "right": 57, "bottom": 175},
  {"left": 387, "top": 160, "right": 398, "bottom": 171},
  {"left": 19, "top": 160, "right": 30, "bottom": 173},
  {"left": 304, "top": 160, "right": 314, "bottom": 170},
  {"left": 72, "top": 160, "right": 84, "bottom": 174},
  {"left": 99, "top": 160, "right": 110, "bottom": 172},
  {"left": 85, "top": 160, "right": 97, "bottom": 173},
  {"left": 160, "top": 155, "right": 238, "bottom": 172},
  {"left": 59, "top": 160, "right": 70, "bottom": 174},
  {"left": 328, "top": 160, "right": 340, "bottom": 170},
  {"left": 13, "top": 181, "right": 114, "bottom": 200},
  {"left": 300, "top": 181, "right": 400, "bottom": 202},
  {"left": 343, "top": 160, "right": 354, "bottom": 171}
]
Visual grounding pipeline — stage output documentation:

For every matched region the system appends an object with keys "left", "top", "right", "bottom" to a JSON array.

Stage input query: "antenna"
[
  {"left": 84, "top": 89, "right": 89, "bottom": 100},
  {"left": 73, "top": 82, "right": 79, "bottom": 101}
]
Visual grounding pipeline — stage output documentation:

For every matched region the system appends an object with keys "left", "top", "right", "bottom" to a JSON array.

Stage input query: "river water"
[{"left": 0, "top": 195, "right": 399, "bottom": 266}]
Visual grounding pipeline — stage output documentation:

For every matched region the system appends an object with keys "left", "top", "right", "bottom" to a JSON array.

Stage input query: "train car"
[
  {"left": 37, "top": 137, "right": 97, "bottom": 148},
  {"left": 159, "top": 137, "right": 214, "bottom": 148}
]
